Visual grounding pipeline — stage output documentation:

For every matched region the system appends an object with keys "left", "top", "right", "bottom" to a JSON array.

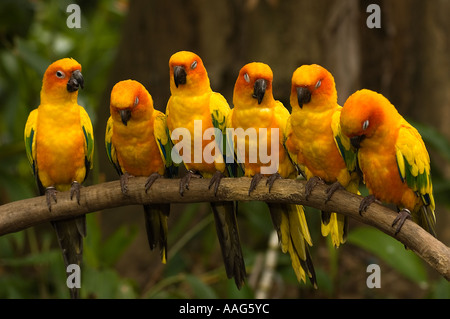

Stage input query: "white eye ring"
[
  {"left": 56, "top": 70, "right": 65, "bottom": 79},
  {"left": 191, "top": 60, "right": 198, "bottom": 69},
  {"left": 134, "top": 97, "right": 139, "bottom": 106},
  {"left": 315, "top": 79, "right": 321, "bottom": 89},
  {"left": 362, "top": 119, "right": 369, "bottom": 130},
  {"left": 244, "top": 73, "right": 250, "bottom": 83}
]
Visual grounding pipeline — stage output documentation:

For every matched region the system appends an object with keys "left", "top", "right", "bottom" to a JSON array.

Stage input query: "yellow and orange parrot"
[
  {"left": 166, "top": 51, "right": 246, "bottom": 288},
  {"left": 228, "top": 62, "right": 316, "bottom": 286},
  {"left": 24, "top": 58, "right": 94, "bottom": 298},
  {"left": 285, "top": 64, "right": 359, "bottom": 248},
  {"left": 340, "top": 89, "right": 436, "bottom": 236},
  {"left": 105, "top": 80, "right": 174, "bottom": 263}
]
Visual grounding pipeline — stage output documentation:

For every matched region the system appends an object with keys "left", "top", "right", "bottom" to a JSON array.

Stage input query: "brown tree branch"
[{"left": 0, "top": 177, "right": 449, "bottom": 281}]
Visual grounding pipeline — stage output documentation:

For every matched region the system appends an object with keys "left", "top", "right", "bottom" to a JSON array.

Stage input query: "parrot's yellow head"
[
  {"left": 110, "top": 80, "right": 154, "bottom": 126},
  {"left": 169, "top": 51, "right": 210, "bottom": 96},
  {"left": 290, "top": 64, "right": 337, "bottom": 110},
  {"left": 340, "top": 89, "right": 393, "bottom": 148},
  {"left": 41, "top": 58, "right": 84, "bottom": 102},
  {"left": 233, "top": 62, "right": 274, "bottom": 108}
]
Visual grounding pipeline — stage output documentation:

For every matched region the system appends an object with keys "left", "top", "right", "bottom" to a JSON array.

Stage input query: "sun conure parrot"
[
  {"left": 228, "top": 62, "right": 316, "bottom": 286},
  {"left": 165, "top": 50, "right": 246, "bottom": 288},
  {"left": 284, "top": 64, "right": 359, "bottom": 248},
  {"left": 105, "top": 79, "right": 174, "bottom": 263},
  {"left": 24, "top": 58, "right": 94, "bottom": 299},
  {"left": 340, "top": 89, "right": 436, "bottom": 236}
]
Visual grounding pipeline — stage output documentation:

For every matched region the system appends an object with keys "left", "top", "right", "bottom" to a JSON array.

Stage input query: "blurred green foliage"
[
  {"left": 0, "top": 0, "right": 449, "bottom": 299},
  {"left": 0, "top": 0, "right": 130, "bottom": 298}
]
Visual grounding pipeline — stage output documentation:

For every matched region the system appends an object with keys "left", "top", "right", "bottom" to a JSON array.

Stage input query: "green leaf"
[
  {"left": 430, "top": 278, "right": 450, "bottom": 299},
  {"left": 101, "top": 224, "right": 138, "bottom": 267},
  {"left": 82, "top": 267, "right": 137, "bottom": 299},
  {"left": 15, "top": 38, "right": 49, "bottom": 75},
  {"left": 226, "top": 279, "right": 254, "bottom": 298},
  {"left": 347, "top": 226, "right": 428, "bottom": 285},
  {"left": 185, "top": 274, "right": 218, "bottom": 298}
]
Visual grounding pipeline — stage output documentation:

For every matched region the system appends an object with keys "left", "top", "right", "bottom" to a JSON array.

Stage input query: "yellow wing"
[
  {"left": 273, "top": 100, "right": 290, "bottom": 138},
  {"left": 210, "top": 92, "right": 239, "bottom": 176},
  {"left": 331, "top": 109, "right": 358, "bottom": 175},
  {"left": 284, "top": 114, "right": 308, "bottom": 178},
  {"left": 209, "top": 92, "right": 230, "bottom": 132},
  {"left": 24, "top": 109, "right": 38, "bottom": 176},
  {"left": 105, "top": 116, "right": 122, "bottom": 175},
  {"left": 395, "top": 121, "right": 436, "bottom": 235},
  {"left": 80, "top": 106, "right": 94, "bottom": 175},
  {"left": 153, "top": 110, "right": 177, "bottom": 177}
]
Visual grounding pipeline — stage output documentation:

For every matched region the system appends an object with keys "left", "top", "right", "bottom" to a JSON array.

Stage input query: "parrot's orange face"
[
  {"left": 110, "top": 80, "right": 153, "bottom": 126},
  {"left": 169, "top": 51, "right": 210, "bottom": 95},
  {"left": 340, "top": 89, "right": 387, "bottom": 148},
  {"left": 290, "top": 64, "right": 336, "bottom": 109},
  {"left": 233, "top": 62, "right": 274, "bottom": 107},
  {"left": 42, "top": 58, "right": 84, "bottom": 96}
]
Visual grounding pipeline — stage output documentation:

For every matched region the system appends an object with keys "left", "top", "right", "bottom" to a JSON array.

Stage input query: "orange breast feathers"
[
  {"left": 358, "top": 141, "right": 417, "bottom": 209},
  {"left": 229, "top": 107, "right": 292, "bottom": 178},
  {"left": 113, "top": 115, "right": 165, "bottom": 177},
  {"left": 287, "top": 109, "right": 347, "bottom": 182},
  {"left": 167, "top": 95, "right": 220, "bottom": 175},
  {"left": 36, "top": 104, "right": 86, "bottom": 189}
]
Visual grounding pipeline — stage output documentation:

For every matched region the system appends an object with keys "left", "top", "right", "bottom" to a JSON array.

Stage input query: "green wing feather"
[
  {"left": 105, "top": 116, "right": 122, "bottom": 175},
  {"left": 395, "top": 123, "right": 436, "bottom": 235},
  {"left": 210, "top": 92, "right": 243, "bottom": 177},
  {"left": 24, "top": 109, "right": 38, "bottom": 177},
  {"left": 331, "top": 109, "right": 358, "bottom": 174},
  {"left": 154, "top": 111, "right": 178, "bottom": 177},
  {"left": 80, "top": 106, "right": 94, "bottom": 180}
]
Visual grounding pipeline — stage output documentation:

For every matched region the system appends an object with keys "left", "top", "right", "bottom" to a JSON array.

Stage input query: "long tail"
[
  {"left": 267, "top": 203, "right": 317, "bottom": 288},
  {"left": 210, "top": 201, "right": 247, "bottom": 289},
  {"left": 320, "top": 211, "right": 348, "bottom": 248},
  {"left": 143, "top": 204, "right": 170, "bottom": 263},
  {"left": 51, "top": 215, "right": 86, "bottom": 299},
  {"left": 321, "top": 179, "right": 359, "bottom": 248}
]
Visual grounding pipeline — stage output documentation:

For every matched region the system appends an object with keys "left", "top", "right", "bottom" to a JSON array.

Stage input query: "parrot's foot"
[
  {"left": 208, "top": 171, "right": 224, "bottom": 196},
  {"left": 359, "top": 194, "right": 381, "bottom": 215},
  {"left": 325, "top": 181, "right": 344, "bottom": 203},
  {"left": 70, "top": 181, "right": 81, "bottom": 205},
  {"left": 248, "top": 173, "right": 263, "bottom": 195},
  {"left": 266, "top": 172, "right": 282, "bottom": 192},
  {"left": 179, "top": 169, "right": 202, "bottom": 196},
  {"left": 45, "top": 186, "right": 58, "bottom": 212},
  {"left": 145, "top": 173, "right": 163, "bottom": 193},
  {"left": 392, "top": 208, "right": 411, "bottom": 235},
  {"left": 120, "top": 172, "right": 132, "bottom": 194},
  {"left": 305, "top": 176, "right": 324, "bottom": 200}
]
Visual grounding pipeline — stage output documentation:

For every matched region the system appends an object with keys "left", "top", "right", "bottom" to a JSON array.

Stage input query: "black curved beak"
[
  {"left": 252, "top": 79, "right": 267, "bottom": 105},
  {"left": 67, "top": 70, "right": 84, "bottom": 92},
  {"left": 297, "top": 87, "right": 311, "bottom": 108},
  {"left": 120, "top": 109, "right": 132, "bottom": 126},
  {"left": 350, "top": 135, "right": 366, "bottom": 149},
  {"left": 173, "top": 66, "right": 187, "bottom": 88}
]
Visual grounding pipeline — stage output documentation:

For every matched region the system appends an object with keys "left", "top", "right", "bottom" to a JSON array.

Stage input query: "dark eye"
[
  {"left": 191, "top": 60, "right": 198, "bottom": 69},
  {"left": 244, "top": 73, "right": 250, "bottom": 83},
  {"left": 315, "top": 79, "right": 322, "bottom": 89},
  {"left": 362, "top": 120, "right": 369, "bottom": 130},
  {"left": 134, "top": 97, "right": 139, "bottom": 106},
  {"left": 56, "top": 70, "right": 65, "bottom": 79}
]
